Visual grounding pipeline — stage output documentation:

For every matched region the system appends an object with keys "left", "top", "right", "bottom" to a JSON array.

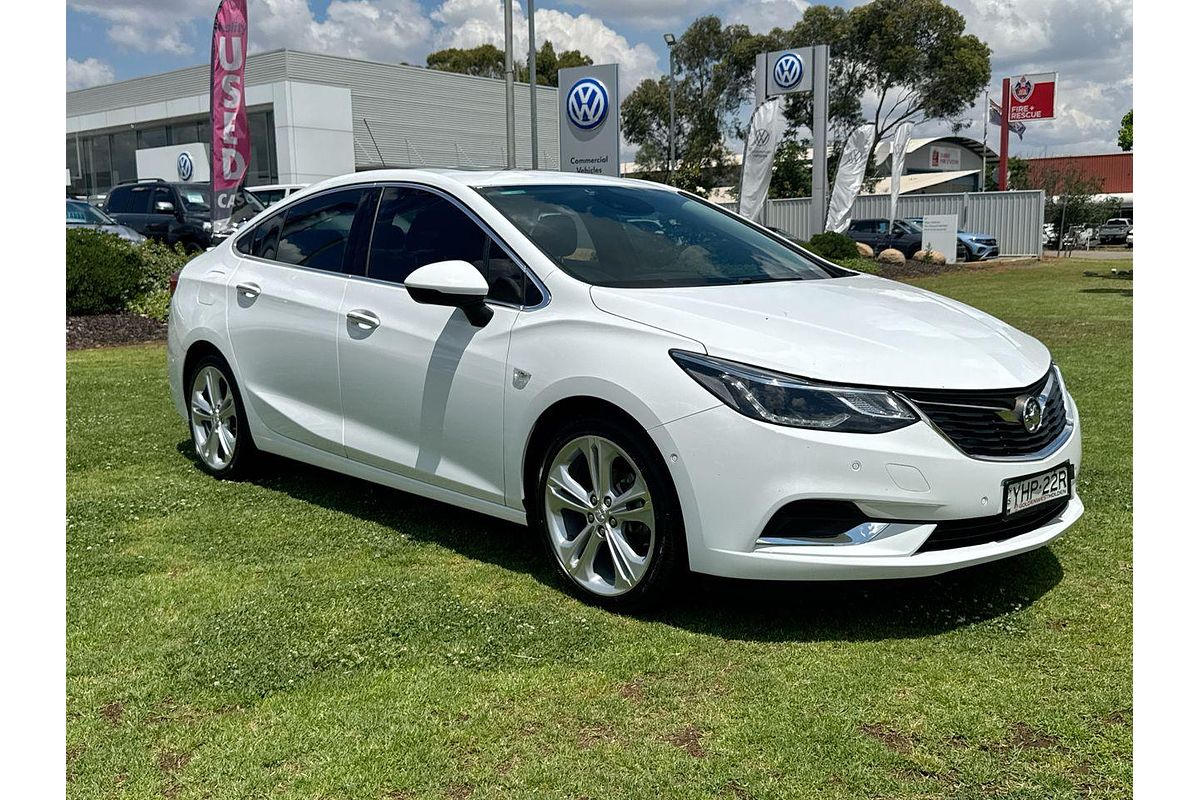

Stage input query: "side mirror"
[
  {"left": 154, "top": 200, "right": 175, "bottom": 214},
  {"left": 404, "top": 260, "right": 493, "bottom": 327}
]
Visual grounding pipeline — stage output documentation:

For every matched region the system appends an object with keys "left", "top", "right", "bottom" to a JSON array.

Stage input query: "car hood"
[
  {"left": 590, "top": 274, "right": 1050, "bottom": 390},
  {"left": 960, "top": 230, "right": 993, "bottom": 240}
]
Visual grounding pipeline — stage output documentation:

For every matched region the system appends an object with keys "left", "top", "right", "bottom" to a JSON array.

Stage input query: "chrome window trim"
[{"left": 232, "top": 179, "right": 550, "bottom": 311}]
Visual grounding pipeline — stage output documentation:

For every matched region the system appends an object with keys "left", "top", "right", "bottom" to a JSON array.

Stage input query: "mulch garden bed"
[{"left": 67, "top": 314, "right": 167, "bottom": 350}]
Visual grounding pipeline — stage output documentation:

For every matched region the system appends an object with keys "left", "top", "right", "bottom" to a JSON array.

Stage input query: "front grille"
[
  {"left": 901, "top": 369, "right": 1069, "bottom": 459},
  {"left": 916, "top": 497, "right": 1070, "bottom": 553}
]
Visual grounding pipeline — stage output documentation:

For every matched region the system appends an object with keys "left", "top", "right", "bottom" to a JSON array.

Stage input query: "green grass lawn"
[{"left": 66, "top": 259, "right": 1132, "bottom": 799}]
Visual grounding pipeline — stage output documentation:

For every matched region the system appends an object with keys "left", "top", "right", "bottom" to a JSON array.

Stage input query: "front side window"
[
  {"left": 366, "top": 187, "right": 539, "bottom": 304},
  {"left": 478, "top": 184, "right": 844, "bottom": 288},
  {"left": 275, "top": 188, "right": 367, "bottom": 272}
]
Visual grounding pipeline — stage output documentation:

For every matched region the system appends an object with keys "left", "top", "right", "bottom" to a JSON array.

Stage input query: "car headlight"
[{"left": 670, "top": 351, "right": 917, "bottom": 433}]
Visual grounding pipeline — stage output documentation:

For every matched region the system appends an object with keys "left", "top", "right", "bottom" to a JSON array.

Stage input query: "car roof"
[{"left": 298, "top": 168, "right": 676, "bottom": 195}]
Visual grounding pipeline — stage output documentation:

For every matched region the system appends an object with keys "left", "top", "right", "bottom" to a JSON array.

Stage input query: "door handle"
[
  {"left": 346, "top": 309, "right": 380, "bottom": 331},
  {"left": 236, "top": 282, "right": 261, "bottom": 300}
]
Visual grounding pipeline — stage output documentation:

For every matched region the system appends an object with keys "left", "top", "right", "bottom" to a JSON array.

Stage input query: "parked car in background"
[
  {"left": 169, "top": 169, "right": 1082, "bottom": 610},
  {"left": 905, "top": 218, "right": 993, "bottom": 261},
  {"left": 1098, "top": 217, "right": 1132, "bottom": 245},
  {"left": 846, "top": 218, "right": 924, "bottom": 258},
  {"left": 246, "top": 183, "right": 307, "bottom": 207},
  {"left": 103, "top": 179, "right": 265, "bottom": 252},
  {"left": 66, "top": 199, "right": 145, "bottom": 243}
]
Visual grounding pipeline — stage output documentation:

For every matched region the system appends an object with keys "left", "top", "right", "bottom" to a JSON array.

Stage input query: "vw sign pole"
[
  {"left": 758, "top": 45, "right": 830, "bottom": 236},
  {"left": 558, "top": 64, "right": 620, "bottom": 177}
]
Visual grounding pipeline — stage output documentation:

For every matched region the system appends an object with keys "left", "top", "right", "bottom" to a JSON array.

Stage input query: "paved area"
[{"left": 1043, "top": 247, "right": 1132, "bottom": 260}]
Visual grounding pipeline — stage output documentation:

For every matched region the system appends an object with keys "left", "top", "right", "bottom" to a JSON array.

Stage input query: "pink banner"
[{"left": 210, "top": 0, "right": 249, "bottom": 230}]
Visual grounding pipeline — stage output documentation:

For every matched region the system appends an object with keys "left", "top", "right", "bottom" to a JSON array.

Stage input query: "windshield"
[
  {"left": 478, "top": 184, "right": 844, "bottom": 288},
  {"left": 67, "top": 201, "right": 116, "bottom": 225}
]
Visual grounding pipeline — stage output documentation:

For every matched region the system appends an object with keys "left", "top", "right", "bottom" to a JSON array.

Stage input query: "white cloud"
[
  {"left": 252, "top": 0, "right": 434, "bottom": 64},
  {"left": 724, "top": 0, "right": 810, "bottom": 33},
  {"left": 69, "top": 0, "right": 207, "bottom": 55},
  {"left": 431, "top": 1, "right": 659, "bottom": 95},
  {"left": 66, "top": 57, "right": 115, "bottom": 90}
]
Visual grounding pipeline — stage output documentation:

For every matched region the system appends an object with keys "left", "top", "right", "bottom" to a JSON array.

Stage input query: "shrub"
[
  {"left": 66, "top": 229, "right": 197, "bottom": 319},
  {"left": 66, "top": 230, "right": 143, "bottom": 315},
  {"left": 802, "top": 231, "right": 861, "bottom": 261}
]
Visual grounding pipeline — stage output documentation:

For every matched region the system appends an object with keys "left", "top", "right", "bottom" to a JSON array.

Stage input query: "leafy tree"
[
  {"left": 1118, "top": 109, "right": 1132, "bottom": 151},
  {"left": 426, "top": 42, "right": 592, "bottom": 87},
  {"left": 768, "top": 137, "right": 812, "bottom": 198},
  {"left": 986, "top": 156, "right": 1030, "bottom": 190}
]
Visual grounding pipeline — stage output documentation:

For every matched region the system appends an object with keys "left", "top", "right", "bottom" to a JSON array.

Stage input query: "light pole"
[
  {"left": 528, "top": 0, "right": 538, "bottom": 169},
  {"left": 663, "top": 33, "right": 676, "bottom": 185},
  {"left": 503, "top": 0, "right": 516, "bottom": 169}
]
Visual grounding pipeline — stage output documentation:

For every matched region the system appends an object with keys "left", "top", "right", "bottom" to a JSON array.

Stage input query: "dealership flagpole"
[
  {"left": 998, "top": 78, "right": 1010, "bottom": 191},
  {"left": 981, "top": 90, "right": 988, "bottom": 192},
  {"left": 503, "top": 0, "right": 517, "bottom": 168},
  {"left": 528, "top": 0, "right": 538, "bottom": 169}
]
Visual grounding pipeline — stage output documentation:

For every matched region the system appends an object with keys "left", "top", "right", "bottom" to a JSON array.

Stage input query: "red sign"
[
  {"left": 1008, "top": 72, "right": 1056, "bottom": 121},
  {"left": 210, "top": 0, "right": 249, "bottom": 232}
]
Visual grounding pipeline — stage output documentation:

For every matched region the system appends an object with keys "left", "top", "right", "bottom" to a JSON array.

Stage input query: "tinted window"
[
  {"left": 484, "top": 238, "right": 541, "bottom": 306},
  {"left": 236, "top": 211, "right": 285, "bottom": 259},
  {"left": 275, "top": 189, "right": 366, "bottom": 272},
  {"left": 106, "top": 185, "right": 150, "bottom": 214},
  {"left": 367, "top": 188, "right": 486, "bottom": 285},
  {"left": 848, "top": 220, "right": 871, "bottom": 233},
  {"left": 479, "top": 185, "right": 842, "bottom": 288}
]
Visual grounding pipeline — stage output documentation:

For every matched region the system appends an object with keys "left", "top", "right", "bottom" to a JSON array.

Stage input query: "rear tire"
[
  {"left": 532, "top": 415, "right": 685, "bottom": 612},
  {"left": 186, "top": 354, "right": 256, "bottom": 479}
]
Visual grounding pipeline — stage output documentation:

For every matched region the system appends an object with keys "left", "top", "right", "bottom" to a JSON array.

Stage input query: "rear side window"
[
  {"left": 236, "top": 212, "right": 285, "bottom": 259},
  {"left": 106, "top": 186, "right": 150, "bottom": 214},
  {"left": 273, "top": 188, "right": 367, "bottom": 272}
]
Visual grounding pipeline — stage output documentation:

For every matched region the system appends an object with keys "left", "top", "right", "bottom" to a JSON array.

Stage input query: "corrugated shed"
[
  {"left": 1025, "top": 153, "right": 1132, "bottom": 194},
  {"left": 67, "top": 49, "right": 561, "bottom": 170}
]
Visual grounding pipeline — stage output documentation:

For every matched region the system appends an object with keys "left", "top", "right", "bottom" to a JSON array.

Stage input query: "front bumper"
[{"left": 654, "top": 390, "right": 1083, "bottom": 580}]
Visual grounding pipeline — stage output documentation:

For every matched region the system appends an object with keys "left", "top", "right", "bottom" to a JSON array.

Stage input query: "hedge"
[
  {"left": 66, "top": 229, "right": 196, "bottom": 320},
  {"left": 801, "top": 231, "right": 862, "bottom": 261}
]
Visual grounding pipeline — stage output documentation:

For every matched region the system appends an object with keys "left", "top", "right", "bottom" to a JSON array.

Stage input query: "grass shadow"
[
  {"left": 1080, "top": 287, "right": 1132, "bottom": 297},
  {"left": 176, "top": 441, "right": 1065, "bottom": 643}
]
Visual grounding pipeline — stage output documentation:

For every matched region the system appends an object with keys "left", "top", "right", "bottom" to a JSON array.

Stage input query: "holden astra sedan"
[{"left": 168, "top": 170, "right": 1082, "bottom": 610}]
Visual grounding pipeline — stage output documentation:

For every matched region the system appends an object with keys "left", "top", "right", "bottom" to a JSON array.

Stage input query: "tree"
[
  {"left": 986, "top": 156, "right": 1030, "bottom": 190},
  {"left": 426, "top": 42, "right": 592, "bottom": 87},
  {"left": 623, "top": 16, "right": 747, "bottom": 192},
  {"left": 1118, "top": 109, "right": 1132, "bottom": 151},
  {"left": 769, "top": 137, "right": 812, "bottom": 198}
]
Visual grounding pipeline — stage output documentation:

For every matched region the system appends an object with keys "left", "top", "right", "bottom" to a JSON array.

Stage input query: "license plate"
[{"left": 1003, "top": 464, "right": 1072, "bottom": 516}]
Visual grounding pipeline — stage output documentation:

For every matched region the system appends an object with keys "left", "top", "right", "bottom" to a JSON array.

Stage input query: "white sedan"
[{"left": 168, "top": 169, "right": 1083, "bottom": 610}]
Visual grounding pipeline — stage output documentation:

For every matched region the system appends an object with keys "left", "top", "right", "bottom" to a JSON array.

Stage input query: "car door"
[
  {"left": 145, "top": 186, "right": 177, "bottom": 241},
  {"left": 105, "top": 184, "right": 153, "bottom": 234},
  {"left": 337, "top": 185, "right": 535, "bottom": 504},
  {"left": 226, "top": 186, "right": 374, "bottom": 455}
]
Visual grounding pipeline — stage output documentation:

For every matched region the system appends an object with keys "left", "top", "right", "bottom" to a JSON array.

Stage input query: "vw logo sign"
[
  {"left": 177, "top": 151, "right": 194, "bottom": 182},
  {"left": 773, "top": 53, "right": 803, "bottom": 90},
  {"left": 1017, "top": 395, "right": 1045, "bottom": 433},
  {"left": 566, "top": 77, "right": 610, "bottom": 130}
]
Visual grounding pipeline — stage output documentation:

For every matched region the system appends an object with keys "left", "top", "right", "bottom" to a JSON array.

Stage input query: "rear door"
[
  {"left": 337, "top": 185, "right": 534, "bottom": 503},
  {"left": 104, "top": 185, "right": 153, "bottom": 234},
  {"left": 225, "top": 186, "right": 375, "bottom": 454}
]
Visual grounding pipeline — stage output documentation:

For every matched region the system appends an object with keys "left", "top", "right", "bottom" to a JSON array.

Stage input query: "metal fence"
[{"left": 741, "top": 190, "right": 1046, "bottom": 257}]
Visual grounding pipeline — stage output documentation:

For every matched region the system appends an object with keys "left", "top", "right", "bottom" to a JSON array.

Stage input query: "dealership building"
[{"left": 67, "top": 49, "right": 562, "bottom": 198}]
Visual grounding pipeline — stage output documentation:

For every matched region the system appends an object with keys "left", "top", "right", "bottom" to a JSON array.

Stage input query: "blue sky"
[{"left": 66, "top": 1, "right": 1133, "bottom": 156}]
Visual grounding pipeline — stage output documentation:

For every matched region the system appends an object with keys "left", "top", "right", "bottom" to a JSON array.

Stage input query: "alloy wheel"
[
  {"left": 543, "top": 435, "right": 656, "bottom": 597},
  {"left": 190, "top": 365, "right": 238, "bottom": 471}
]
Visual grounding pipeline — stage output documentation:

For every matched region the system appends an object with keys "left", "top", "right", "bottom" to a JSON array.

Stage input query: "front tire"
[
  {"left": 532, "top": 416, "right": 684, "bottom": 611},
  {"left": 187, "top": 354, "right": 256, "bottom": 479}
]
